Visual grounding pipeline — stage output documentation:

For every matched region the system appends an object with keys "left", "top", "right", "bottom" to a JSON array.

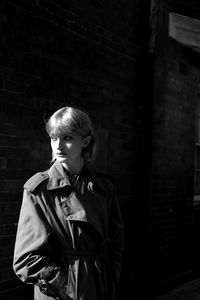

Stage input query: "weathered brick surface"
[
  {"left": 0, "top": 0, "right": 150, "bottom": 299},
  {"left": 148, "top": 0, "right": 200, "bottom": 296}
]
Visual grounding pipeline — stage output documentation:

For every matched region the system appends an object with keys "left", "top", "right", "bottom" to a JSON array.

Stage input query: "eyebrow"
[{"left": 50, "top": 132, "right": 74, "bottom": 137}]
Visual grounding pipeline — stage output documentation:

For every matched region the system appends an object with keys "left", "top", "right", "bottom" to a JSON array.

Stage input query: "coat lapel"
[{"left": 46, "top": 161, "right": 107, "bottom": 238}]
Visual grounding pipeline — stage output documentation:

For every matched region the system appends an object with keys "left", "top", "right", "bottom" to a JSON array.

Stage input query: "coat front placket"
[{"left": 47, "top": 173, "right": 110, "bottom": 300}]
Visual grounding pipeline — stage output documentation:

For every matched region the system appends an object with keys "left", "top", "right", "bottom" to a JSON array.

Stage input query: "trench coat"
[{"left": 13, "top": 160, "right": 124, "bottom": 300}]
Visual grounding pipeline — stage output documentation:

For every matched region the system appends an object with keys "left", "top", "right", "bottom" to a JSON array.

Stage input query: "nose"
[{"left": 55, "top": 139, "right": 63, "bottom": 150}]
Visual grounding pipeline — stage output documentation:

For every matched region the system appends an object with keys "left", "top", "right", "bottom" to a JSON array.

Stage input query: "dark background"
[
  {"left": 1, "top": 0, "right": 200, "bottom": 300},
  {"left": 0, "top": 1, "right": 149, "bottom": 299}
]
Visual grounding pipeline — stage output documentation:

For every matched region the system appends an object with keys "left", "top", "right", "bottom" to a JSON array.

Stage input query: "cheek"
[
  {"left": 66, "top": 142, "right": 73, "bottom": 150},
  {"left": 71, "top": 142, "right": 83, "bottom": 153},
  {"left": 50, "top": 142, "right": 55, "bottom": 151}
]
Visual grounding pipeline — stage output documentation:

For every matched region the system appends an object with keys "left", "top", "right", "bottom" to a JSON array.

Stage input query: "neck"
[{"left": 62, "top": 159, "right": 84, "bottom": 175}]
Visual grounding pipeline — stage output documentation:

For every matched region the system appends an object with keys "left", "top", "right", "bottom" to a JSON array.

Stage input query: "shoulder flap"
[{"left": 24, "top": 172, "right": 49, "bottom": 192}]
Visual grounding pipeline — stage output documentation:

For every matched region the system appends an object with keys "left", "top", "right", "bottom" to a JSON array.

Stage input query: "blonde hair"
[{"left": 45, "top": 106, "right": 97, "bottom": 164}]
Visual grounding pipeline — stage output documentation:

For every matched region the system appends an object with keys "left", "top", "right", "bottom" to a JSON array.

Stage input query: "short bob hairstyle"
[{"left": 45, "top": 106, "right": 97, "bottom": 164}]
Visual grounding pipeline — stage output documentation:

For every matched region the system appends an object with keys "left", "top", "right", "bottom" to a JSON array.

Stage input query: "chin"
[{"left": 56, "top": 156, "right": 68, "bottom": 163}]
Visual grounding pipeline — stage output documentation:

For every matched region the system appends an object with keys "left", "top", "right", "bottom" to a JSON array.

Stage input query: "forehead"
[
  {"left": 50, "top": 130, "right": 81, "bottom": 138},
  {"left": 49, "top": 125, "right": 73, "bottom": 136}
]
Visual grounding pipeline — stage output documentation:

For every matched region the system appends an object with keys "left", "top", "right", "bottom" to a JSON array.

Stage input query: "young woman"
[{"left": 13, "top": 106, "right": 124, "bottom": 300}]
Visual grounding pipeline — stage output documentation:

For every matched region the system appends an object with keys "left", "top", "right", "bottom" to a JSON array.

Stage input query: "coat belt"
[
  {"left": 62, "top": 238, "right": 110, "bottom": 261},
  {"left": 62, "top": 239, "right": 111, "bottom": 294}
]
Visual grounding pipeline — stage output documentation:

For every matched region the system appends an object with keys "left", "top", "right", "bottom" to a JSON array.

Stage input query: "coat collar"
[
  {"left": 47, "top": 160, "right": 70, "bottom": 190},
  {"left": 46, "top": 160, "right": 106, "bottom": 192}
]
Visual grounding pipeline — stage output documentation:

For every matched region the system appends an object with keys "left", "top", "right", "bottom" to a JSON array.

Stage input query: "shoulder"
[
  {"left": 94, "top": 170, "right": 115, "bottom": 191},
  {"left": 24, "top": 171, "right": 49, "bottom": 192},
  {"left": 95, "top": 171, "right": 114, "bottom": 184}
]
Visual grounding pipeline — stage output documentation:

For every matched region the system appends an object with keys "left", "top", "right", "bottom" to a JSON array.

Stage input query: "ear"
[{"left": 83, "top": 136, "right": 92, "bottom": 148}]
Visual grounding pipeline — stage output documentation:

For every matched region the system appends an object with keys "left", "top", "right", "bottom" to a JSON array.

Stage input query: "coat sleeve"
[
  {"left": 107, "top": 183, "right": 124, "bottom": 290},
  {"left": 13, "top": 188, "right": 68, "bottom": 300}
]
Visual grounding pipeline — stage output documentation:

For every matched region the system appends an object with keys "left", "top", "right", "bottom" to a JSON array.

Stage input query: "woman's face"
[{"left": 50, "top": 132, "right": 89, "bottom": 166}]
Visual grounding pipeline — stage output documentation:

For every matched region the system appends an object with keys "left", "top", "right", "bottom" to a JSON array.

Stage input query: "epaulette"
[{"left": 23, "top": 172, "right": 49, "bottom": 192}]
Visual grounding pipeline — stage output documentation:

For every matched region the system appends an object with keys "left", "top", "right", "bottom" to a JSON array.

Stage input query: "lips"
[{"left": 56, "top": 152, "right": 66, "bottom": 156}]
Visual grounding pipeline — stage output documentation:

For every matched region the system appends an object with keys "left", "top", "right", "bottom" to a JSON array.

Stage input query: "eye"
[
  {"left": 50, "top": 136, "right": 57, "bottom": 142},
  {"left": 63, "top": 135, "right": 73, "bottom": 141}
]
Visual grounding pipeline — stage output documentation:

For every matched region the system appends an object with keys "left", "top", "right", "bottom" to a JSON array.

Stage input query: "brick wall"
[
  {"left": 148, "top": 0, "right": 200, "bottom": 296},
  {"left": 0, "top": 1, "right": 150, "bottom": 299}
]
